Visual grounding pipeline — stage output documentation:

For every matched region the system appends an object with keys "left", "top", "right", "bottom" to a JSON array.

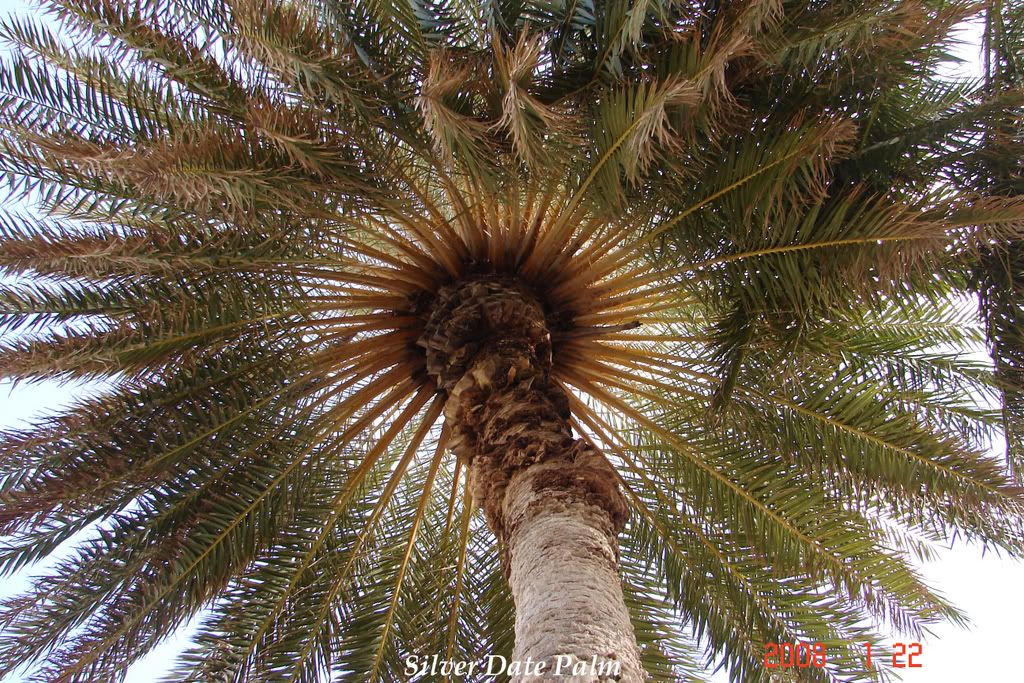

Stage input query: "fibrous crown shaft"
[{"left": 417, "top": 276, "right": 627, "bottom": 547}]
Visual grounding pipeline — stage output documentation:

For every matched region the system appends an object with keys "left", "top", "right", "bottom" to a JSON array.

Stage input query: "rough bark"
[{"left": 419, "top": 277, "right": 644, "bottom": 682}]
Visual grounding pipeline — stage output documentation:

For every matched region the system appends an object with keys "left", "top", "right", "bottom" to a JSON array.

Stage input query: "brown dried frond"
[
  {"left": 493, "top": 32, "right": 568, "bottom": 169},
  {"left": 623, "top": 77, "right": 701, "bottom": 183},
  {"left": 417, "top": 50, "right": 492, "bottom": 166}
]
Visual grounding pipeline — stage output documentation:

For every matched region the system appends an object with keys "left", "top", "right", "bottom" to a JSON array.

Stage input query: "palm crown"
[{"left": 1, "top": 0, "right": 1023, "bottom": 681}]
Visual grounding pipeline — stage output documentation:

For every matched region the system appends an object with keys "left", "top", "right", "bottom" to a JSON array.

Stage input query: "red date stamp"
[
  {"left": 763, "top": 642, "right": 924, "bottom": 669},
  {"left": 763, "top": 642, "right": 827, "bottom": 669}
]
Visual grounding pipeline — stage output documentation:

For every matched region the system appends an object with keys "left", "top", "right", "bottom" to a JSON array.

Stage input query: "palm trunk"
[
  {"left": 420, "top": 278, "right": 644, "bottom": 682},
  {"left": 501, "top": 448, "right": 642, "bottom": 682}
]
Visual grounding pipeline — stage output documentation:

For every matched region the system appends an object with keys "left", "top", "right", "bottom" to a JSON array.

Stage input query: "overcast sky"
[{"left": 0, "top": 2, "right": 1021, "bottom": 681}]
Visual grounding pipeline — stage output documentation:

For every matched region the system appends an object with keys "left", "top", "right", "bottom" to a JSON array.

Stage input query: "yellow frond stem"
[
  {"left": 368, "top": 424, "right": 447, "bottom": 680},
  {"left": 280, "top": 390, "right": 443, "bottom": 681}
]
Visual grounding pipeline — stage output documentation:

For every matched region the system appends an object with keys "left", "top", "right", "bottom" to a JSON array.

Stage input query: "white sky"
[{"left": 0, "top": 2, "right": 1021, "bottom": 681}]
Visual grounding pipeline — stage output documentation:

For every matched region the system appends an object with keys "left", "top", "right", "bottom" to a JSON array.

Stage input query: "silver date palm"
[{"left": 1, "top": 1, "right": 1023, "bottom": 682}]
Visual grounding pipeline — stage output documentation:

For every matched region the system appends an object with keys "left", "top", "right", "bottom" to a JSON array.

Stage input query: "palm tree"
[
  {"left": 1, "top": 0, "right": 1023, "bottom": 681},
  {"left": 974, "top": 0, "right": 1024, "bottom": 479}
]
